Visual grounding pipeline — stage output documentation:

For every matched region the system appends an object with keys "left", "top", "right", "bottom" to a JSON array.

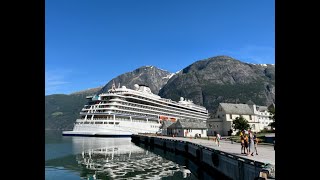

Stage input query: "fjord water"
[
  {"left": 45, "top": 130, "right": 196, "bottom": 179},
  {"left": 45, "top": 130, "right": 227, "bottom": 180}
]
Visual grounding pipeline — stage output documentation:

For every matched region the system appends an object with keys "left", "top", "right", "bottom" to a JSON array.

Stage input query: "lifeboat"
[
  {"left": 159, "top": 116, "right": 169, "bottom": 120},
  {"left": 170, "top": 117, "right": 176, "bottom": 122},
  {"left": 159, "top": 116, "right": 176, "bottom": 122}
]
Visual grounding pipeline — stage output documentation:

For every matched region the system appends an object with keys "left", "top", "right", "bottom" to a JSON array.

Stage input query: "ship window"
[
  {"left": 115, "top": 122, "right": 119, "bottom": 125},
  {"left": 109, "top": 122, "right": 114, "bottom": 124},
  {"left": 104, "top": 122, "right": 108, "bottom": 124}
]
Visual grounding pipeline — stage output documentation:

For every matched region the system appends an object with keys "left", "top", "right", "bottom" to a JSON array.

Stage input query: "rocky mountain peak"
[
  {"left": 97, "top": 66, "right": 173, "bottom": 95},
  {"left": 159, "top": 55, "right": 275, "bottom": 114}
]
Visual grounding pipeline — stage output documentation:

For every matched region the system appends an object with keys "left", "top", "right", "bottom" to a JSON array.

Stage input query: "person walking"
[
  {"left": 216, "top": 133, "right": 221, "bottom": 147},
  {"left": 244, "top": 131, "right": 249, "bottom": 155},
  {"left": 240, "top": 131, "right": 246, "bottom": 154},
  {"left": 248, "top": 130, "right": 255, "bottom": 156},
  {"left": 253, "top": 132, "right": 258, "bottom": 155}
]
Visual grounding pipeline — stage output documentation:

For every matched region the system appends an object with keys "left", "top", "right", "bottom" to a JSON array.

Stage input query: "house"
[
  {"left": 167, "top": 119, "right": 207, "bottom": 138},
  {"left": 255, "top": 105, "right": 273, "bottom": 130},
  {"left": 159, "top": 120, "right": 174, "bottom": 135},
  {"left": 207, "top": 102, "right": 274, "bottom": 136},
  {"left": 207, "top": 118, "right": 223, "bottom": 136}
]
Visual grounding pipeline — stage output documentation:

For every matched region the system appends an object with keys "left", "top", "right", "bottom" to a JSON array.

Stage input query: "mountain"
[
  {"left": 158, "top": 56, "right": 275, "bottom": 116},
  {"left": 45, "top": 66, "right": 173, "bottom": 130},
  {"left": 45, "top": 87, "right": 101, "bottom": 130},
  {"left": 97, "top": 66, "right": 173, "bottom": 95},
  {"left": 45, "top": 56, "right": 275, "bottom": 129},
  {"left": 70, "top": 86, "right": 103, "bottom": 95}
]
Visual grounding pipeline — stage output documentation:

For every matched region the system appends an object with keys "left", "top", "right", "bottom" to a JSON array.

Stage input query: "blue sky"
[{"left": 46, "top": 0, "right": 275, "bottom": 95}]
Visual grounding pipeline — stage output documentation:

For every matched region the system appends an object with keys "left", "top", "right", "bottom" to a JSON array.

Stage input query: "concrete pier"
[{"left": 132, "top": 135, "right": 275, "bottom": 180}]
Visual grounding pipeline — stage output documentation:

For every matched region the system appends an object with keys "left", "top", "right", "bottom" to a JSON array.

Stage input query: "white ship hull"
[{"left": 63, "top": 119, "right": 160, "bottom": 137}]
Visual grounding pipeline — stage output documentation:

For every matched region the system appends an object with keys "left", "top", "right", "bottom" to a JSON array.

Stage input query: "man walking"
[{"left": 216, "top": 133, "right": 221, "bottom": 147}]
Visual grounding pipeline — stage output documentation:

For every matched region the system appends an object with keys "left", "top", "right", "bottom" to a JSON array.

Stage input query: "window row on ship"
[
  {"left": 89, "top": 104, "right": 207, "bottom": 119},
  {"left": 74, "top": 121, "right": 159, "bottom": 128},
  {"left": 110, "top": 98, "right": 207, "bottom": 115},
  {"left": 100, "top": 93, "right": 207, "bottom": 114},
  {"left": 81, "top": 107, "right": 207, "bottom": 121},
  {"left": 76, "top": 121, "right": 120, "bottom": 125},
  {"left": 94, "top": 112, "right": 159, "bottom": 120},
  {"left": 99, "top": 100, "right": 208, "bottom": 117},
  {"left": 81, "top": 105, "right": 206, "bottom": 120},
  {"left": 123, "top": 94, "right": 207, "bottom": 113},
  {"left": 83, "top": 98, "right": 208, "bottom": 119},
  {"left": 78, "top": 115, "right": 160, "bottom": 122},
  {"left": 80, "top": 110, "right": 159, "bottom": 119}
]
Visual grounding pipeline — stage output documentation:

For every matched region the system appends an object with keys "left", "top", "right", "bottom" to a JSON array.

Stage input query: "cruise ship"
[{"left": 63, "top": 83, "right": 209, "bottom": 137}]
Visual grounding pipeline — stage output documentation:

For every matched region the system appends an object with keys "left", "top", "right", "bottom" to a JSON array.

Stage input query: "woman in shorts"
[{"left": 240, "top": 131, "right": 246, "bottom": 154}]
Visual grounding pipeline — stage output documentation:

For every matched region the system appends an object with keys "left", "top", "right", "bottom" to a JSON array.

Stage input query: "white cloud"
[{"left": 45, "top": 69, "right": 71, "bottom": 95}]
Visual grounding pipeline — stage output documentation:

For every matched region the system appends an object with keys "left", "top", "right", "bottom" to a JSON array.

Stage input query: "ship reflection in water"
[{"left": 72, "top": 137, "right": 195, "bottom": 179}]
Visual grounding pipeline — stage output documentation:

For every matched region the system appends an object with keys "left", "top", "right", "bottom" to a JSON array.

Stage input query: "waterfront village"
[
  {"left": 158, "top": 101, "right": 275, "bottom": 144},
  {"left": 134, "top": 100, "right": 276, "bottom": 179}
]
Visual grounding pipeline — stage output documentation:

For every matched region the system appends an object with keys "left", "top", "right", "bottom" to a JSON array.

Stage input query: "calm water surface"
[{"left": 45, "top": 130, "right": 226, "bottom": 180}]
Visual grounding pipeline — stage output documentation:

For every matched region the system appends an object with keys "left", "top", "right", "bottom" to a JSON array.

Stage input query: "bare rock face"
[
  {"left": 159, "top": 56, "right": 275, "bottom": 114},
  {"left": 97, "top": 66, "right": 173, "bottom": 95}
]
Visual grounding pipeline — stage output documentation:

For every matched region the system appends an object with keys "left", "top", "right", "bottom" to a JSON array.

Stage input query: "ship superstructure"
[{"left": 63, "top": 83, "right": 208, "bottom": 136}]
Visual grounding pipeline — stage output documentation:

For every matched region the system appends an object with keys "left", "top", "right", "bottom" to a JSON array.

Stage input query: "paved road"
[{"left": 155, "top": 136, "right": 275, "bottom": 165}]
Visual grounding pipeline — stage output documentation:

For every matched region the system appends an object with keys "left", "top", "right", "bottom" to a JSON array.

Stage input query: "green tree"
[{"left": 233, "top": 116, "right": 250, "bottom": 132}]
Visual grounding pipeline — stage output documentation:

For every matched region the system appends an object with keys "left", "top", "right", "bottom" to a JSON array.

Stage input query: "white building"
[
  {"left": 167, "top": 119, "right": 207, "bottom": 138},
  {"left": 255, "top": 105, "right": 273, "bottom": 130},
  {"left": 207, "top": 102, "right": 274, "bottom": 136}
]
